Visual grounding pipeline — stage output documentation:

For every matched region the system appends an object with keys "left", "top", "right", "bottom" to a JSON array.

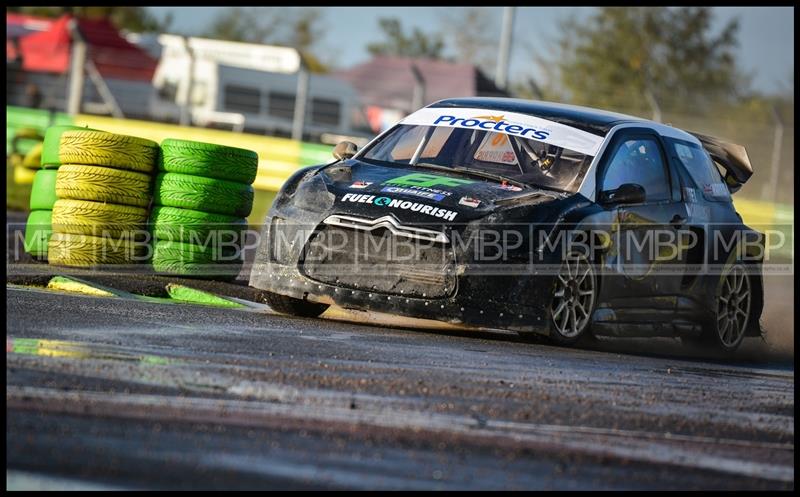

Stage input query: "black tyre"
[
  {"left": 154, "top": 173, "right": 254, "bottom": 217},
  {"left": 695, "top": 262, "right": 753, "bottom": 353},
  {"left": 160, "top": 139, "right": 258, "bottom": 184},
  {"left": 547, "top": 252, "right": 598, "bottom": 346},
  {"left": 263, "top": 291, "right": 329, "bottom": 318}
]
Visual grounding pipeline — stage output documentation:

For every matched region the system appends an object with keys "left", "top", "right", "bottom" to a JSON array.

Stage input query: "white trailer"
[{"left": 146, "top": 34, "right": 357, "bottom": 139}]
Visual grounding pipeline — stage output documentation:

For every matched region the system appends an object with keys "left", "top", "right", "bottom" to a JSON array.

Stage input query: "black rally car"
[{"left": 249, "top": 98, "right": 764, "bottom": 352}]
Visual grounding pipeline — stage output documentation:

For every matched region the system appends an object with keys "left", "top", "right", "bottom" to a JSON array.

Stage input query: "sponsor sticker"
[
  {"left": 497, "top": 181, "right": 523, "bottom": 192},
  {"left": 350, "top": 181, "right": 372, "bottom": 189},
  {"left": 381, "top": 186, "right": 446, "bottom": 202},
  {"left": 710, "top": 183, "right": 729, "bottom": 197},
  {"left": 384, "top": 172, "right": 474, "bottom": 188},
  {"left": 341, "top": 193, "right": 458, "bottom": 221},
  {"left": 400, "top": 107, "right": 605, "bottom": 156},
  {"left": 458, "top": 196, "right": 481, "bottom": 208}
]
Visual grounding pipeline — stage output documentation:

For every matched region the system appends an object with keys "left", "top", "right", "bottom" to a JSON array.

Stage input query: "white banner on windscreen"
[{"left": 400, "top": 107, "right": 605, "bottom": 156}]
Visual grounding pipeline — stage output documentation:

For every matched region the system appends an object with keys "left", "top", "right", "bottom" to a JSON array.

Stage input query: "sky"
[{"left": 146, "top": 6, "right": 794, "bottom": 95}]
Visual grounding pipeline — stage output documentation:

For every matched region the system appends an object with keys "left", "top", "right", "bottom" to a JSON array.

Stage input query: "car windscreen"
[{"left": 360, "top": 124, "right": 593, "bottom": 193}]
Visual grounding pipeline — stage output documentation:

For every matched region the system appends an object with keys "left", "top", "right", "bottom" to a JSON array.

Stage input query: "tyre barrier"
[
  {"left": 29, "top": 170, "right": 59, "bottom": 210},
  {"left": 150, "top": 139, "right": 257, "bottom": 279},
  {"left": 58, "top": 130, "right": 159, "bottom": 173},
  {"left": 42, "top": 125, "right": 99, "bottom": 168},
  {"left": 33, "top": 127, "right": 256, "bottom": 275},
  {"left": 21, "top": 142, "right": 43, "bottom": 169},
  {"left": 159, "top": 138, "right": 259, "bottom": 184},
  {"left": 39, "top": 127, "right": 159, "bottom": 266},
  {"left": 154, "top": 173, "right": 254, "bottom": 217},
  {"left": 51, "top": 199, "right": 149, "bottom": 239},
  {"left": 24, "top": 210, "right": 53, "bottom": 260},
  {"left": 48, "top": 232, "right": 146, "bottom": 267},
  {"left": 13, "top": 164, "right": 37, "bottom": 185},
  {"left": 151, "top": 239, "right": 242, "bottom": 279},
  {"left": 150, "top": 206, "right": 246, "bottom": 245},
  {"left": 55, "top": 164, "right": 152, "bottom": 207}
]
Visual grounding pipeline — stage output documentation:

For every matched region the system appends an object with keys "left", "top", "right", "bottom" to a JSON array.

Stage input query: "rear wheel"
[
  {"left": 263, "top": 291, "right": 329, "bottom": 318},
  {"left": 548, "top": 252, "right": 597, "bottom": 346},
  {"left": 694, "top": 263, "right": 752, "bottom": 353}
]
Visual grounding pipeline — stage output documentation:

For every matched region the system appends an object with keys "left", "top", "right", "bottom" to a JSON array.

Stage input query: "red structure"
[{"left": 9, "top": 13, "right": 157, "bottom": 81}]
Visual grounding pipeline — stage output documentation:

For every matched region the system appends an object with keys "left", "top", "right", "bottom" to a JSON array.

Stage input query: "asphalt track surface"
[
  {"left": 6, "top": 284, "right": 794, "bottom": 490},
  {"left": 5, "top": 210, "right": 794, "bottom": 490}
]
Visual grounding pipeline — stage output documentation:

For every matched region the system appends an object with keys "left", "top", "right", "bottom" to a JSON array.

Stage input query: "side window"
[
  {"left": 601, "top": 137, "right": 670, "bottom": 202},
  {"left": 668, "top": 138, "right": 731, "bottom": 201}
]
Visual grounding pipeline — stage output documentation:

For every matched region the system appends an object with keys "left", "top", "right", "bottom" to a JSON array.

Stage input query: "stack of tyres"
[
  {"left": 151, "top": 139, "right": 257, "bottom": 280},
  {"left": 11, "top": 127, "right": 44, "bottom": 185},
  {"left": 23, "top": 125, "right": 92, "bottom": 260},
  {"left": 48, "top": 129, "right": 159, "bottom": 267},
  {"left": 24, "top": 168, "right": 57, "bottom": 260}
]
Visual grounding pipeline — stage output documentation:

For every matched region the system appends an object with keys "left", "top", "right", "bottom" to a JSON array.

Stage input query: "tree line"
[{"left": 8, "top": 6, "right": 793, "bottom": 120}]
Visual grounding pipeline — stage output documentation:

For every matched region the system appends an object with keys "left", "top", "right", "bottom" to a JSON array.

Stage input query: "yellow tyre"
[
  {"left": 56, "top": 164, "right": 152, "bottom": 207},
  {"left": 22, "top": 142, "right": 43, "bottom": 169},
  {"left": 58, "top": 130, "right": 159, "bottom": 173},
  {"left": 48, "top": 232, "right": 146, "bottom": 267},
  {"left": 51, "top": 199, "right": 149, "bottom": 238},
  {"left": 13, "top": 165, "right": 36, "bottom": 185}
]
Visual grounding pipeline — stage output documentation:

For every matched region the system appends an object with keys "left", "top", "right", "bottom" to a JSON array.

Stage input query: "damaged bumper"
[{"left": 249, "top": 213, "right": 558, "bottom": 334}]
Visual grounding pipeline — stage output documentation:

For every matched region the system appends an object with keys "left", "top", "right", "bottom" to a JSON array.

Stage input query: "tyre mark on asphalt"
[{"left": 7, "top": 386, "right": 794, "bottom": 484}]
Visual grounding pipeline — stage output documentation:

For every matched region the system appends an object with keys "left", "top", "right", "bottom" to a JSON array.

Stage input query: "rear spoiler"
[{"left": 689, "top": 132, "right": 753, "bottom": 193}]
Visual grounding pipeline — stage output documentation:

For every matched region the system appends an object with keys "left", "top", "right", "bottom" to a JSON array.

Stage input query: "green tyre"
[
  {"left": 24, "top": 210, "right": 53, "bottom": 260},
  {"left": 151, "top": 239, "right": 243, "bottom": 279},
  {"left": 160, "top": 138, "right": 258, "bottom": 184},
  {"left": 150, "top": 206, "right": 247, "bottom": 245},
  {"left": 154, "top": 172, "right": 254, "bottom": 217},
  {"left": 30, "top": 169, "right": 59, "bottom": 210}
]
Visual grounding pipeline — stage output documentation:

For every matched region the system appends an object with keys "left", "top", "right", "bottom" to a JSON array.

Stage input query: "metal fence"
[{"left": 6, "top": 48, "right": 794, "bottom": 208}]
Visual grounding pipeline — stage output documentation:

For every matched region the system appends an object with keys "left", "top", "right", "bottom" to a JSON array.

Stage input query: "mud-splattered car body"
[{"left": 250, "top": 98, "right": 764, "bottom": 347}]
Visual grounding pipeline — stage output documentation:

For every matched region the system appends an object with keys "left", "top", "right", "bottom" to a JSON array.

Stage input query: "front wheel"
[
  {"left": 262, "top": 291, "right": 329, "bottom": 318},
  {"left": 548, "top": 252, "right": 597, "bottom": 346}
]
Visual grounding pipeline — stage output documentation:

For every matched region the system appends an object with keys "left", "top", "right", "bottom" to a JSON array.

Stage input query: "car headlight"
[{"left": 291, "top": 173, "right": 335, "bottom": 213}]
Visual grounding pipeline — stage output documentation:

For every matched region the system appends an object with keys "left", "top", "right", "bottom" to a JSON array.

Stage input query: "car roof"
[{"left": 429, "top": 97, "right": 647, "bottom": 136}]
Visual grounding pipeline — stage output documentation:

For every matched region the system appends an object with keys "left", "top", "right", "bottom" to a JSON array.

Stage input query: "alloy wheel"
[
  {"left": 551, "top": 253, "right": 596, "bottom": 339},
  {"left": 716, "top": 264, "right": 751, "bottom": 348}
]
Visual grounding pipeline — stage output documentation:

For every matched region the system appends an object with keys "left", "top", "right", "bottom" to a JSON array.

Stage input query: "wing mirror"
[
  {"left": 599, "top": 183, "right": 646, "bottom": 205},
  {"left": 333, "top": 141, "right": 358, "bottom": 161}
]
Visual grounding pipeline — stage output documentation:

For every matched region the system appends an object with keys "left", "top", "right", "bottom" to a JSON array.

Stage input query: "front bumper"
[{"left": 249, "top": 214, "right": 557, "bottom": 334}]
